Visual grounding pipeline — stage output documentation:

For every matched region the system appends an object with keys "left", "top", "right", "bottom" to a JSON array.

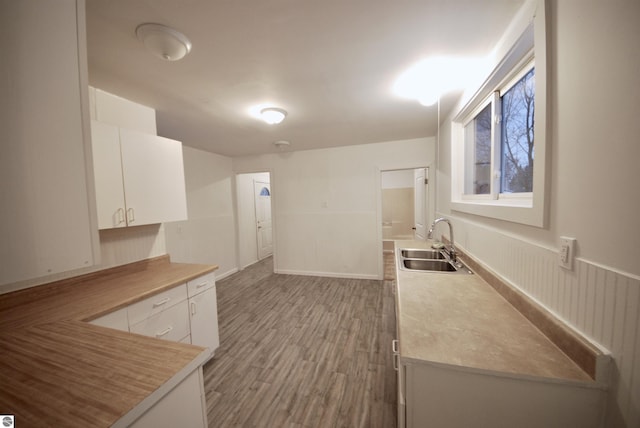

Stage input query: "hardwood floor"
[{"left": 203, "top": 257, "right": 397, "bottom": 427}]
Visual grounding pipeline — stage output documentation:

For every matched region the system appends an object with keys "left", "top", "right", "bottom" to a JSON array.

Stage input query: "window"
[
  {"left": 450, "top": 0, "right": 548, "bottom": 227},
  {"left": 501, "top": 67, "right": 535, "bottom": 194},
  {"left": 462, "top": 63, "right": 535, "bottom": 199}
]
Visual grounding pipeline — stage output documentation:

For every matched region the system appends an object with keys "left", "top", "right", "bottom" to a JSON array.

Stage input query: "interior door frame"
[
  {"left": 233, "top": 170, "right": 276, "bottom": 273},
  {"left": 253, "top": 179, "right": 273, "bottom": 260},
  {"left": 375, "top": 164, "right": 435, "bottom": 280}
]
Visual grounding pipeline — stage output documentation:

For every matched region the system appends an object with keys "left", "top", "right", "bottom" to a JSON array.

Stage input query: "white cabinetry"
[
  {"left": 90, "top": 307, "right": 129, "bottom": 332},
  {"left": 90, "top": 120, "right": 188, "bottom": 229},
  {"left": 0, "top": 0, "right": 99, "bottom": 287},
  {"left": 90, "top": 273, "right": 219, "bottom": 353},
  {"left": 128, "top": 285, "right": 190, "bottom": 343},
  {"left": 187, "top": 272, "right": 220, "bottom": 359},
  {"left": 128, "top": 367, "right": 206, "bottom": 428},
  {"left": 400, "top": 361, "right": 605, "bottom": 428}
]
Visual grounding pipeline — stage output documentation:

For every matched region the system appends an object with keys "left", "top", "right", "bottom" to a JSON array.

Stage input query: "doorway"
[
  {"left": 380, "top": 168, "right": 429, "bottom": 252},
  {"left": 236, "top": 172, "right": 273, "bottom": 269},
  {"left": 254, "top": 180, "right": 273, "bottom": 260}
]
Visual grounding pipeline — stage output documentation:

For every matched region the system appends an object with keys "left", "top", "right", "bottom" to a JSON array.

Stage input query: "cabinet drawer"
[
  {"left": 187, "top": 272, "right": 215, "bottom": 298},
  {"left": 128, "top": 284, "right": 188, "bottom": 325},
  {"left": 130, "top": 300, "right": 190, "bottom": 342}
]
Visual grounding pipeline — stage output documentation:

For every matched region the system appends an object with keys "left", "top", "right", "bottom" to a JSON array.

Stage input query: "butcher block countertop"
[
  {"left": 0, "top": 255, "right": 218, "bottom": 427},
  {"left": 394, "top": 239, "right": 598, "bottom": 384}
]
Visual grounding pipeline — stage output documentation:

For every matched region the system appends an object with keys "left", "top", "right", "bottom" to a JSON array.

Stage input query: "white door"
[
  {"left": 414, "top": 168, "right": 428, "bottom": 239},
  {"left": 254, "top": 181, "right": 273, "bottom": 259}
]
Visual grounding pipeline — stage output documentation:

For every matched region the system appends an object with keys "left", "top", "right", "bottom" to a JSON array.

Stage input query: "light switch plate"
[{"left": 559, "top": 237, "right": 576, "bottom": 270}]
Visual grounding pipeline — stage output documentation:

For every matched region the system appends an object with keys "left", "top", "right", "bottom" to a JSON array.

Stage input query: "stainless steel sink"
[
  {"left": 398, "top": 248, "right": 473, "bottom": 274},
  {"left": 400, "top": 249, "right": 445, "bottom": 260}
]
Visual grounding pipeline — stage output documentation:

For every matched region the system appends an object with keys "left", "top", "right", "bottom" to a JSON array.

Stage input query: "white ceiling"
[{"left": 86, "top": 0, "right": 524, "bottom": 157}]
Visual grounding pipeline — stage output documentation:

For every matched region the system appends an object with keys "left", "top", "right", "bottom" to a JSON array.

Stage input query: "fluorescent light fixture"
[
  {"left": 393, "top": 56, "right": 490, "bottom": 106},
  {"left": 260, "top": 107, "right": 287, "bottom": 124},
  {"left": 136, "top": 23, "right": 192, "bottom": 61}
]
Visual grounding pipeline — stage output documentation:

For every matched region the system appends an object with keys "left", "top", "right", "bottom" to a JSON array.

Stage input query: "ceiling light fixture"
[
  {"left": 273, "top": 140, "right": 291, "bottom": 149},
  {"left": 260, "top": 107, "right": 287, "bottom": 125},
  {"left": 135, "top": 23, "right": 192, "bottom": 61}
]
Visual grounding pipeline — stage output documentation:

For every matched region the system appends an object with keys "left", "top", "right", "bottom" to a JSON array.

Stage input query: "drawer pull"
[
  {"left": 153, "top": 297, "right": 171, "bottom": 307},
  {"left": 392, "top": 339, "right": 399, "bottom": 354},
  {"left": 196, "top": 282, "right": 208, "bottom": 289},
  {"left": 156, "top": 326, "right": 173, "bottom": 337}
]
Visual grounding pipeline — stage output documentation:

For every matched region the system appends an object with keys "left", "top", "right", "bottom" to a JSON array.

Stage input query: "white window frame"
[
  {"left": 461, "top": 59, "right": 535, "bottom": 201},
  {"left": 450, "top": 0, "right": 548, "bottom": 227}
]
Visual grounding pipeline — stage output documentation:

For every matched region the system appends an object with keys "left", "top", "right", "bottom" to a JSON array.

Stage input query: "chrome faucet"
[{"left": 427, "top": 217, "right": 456, "bottom": 262}]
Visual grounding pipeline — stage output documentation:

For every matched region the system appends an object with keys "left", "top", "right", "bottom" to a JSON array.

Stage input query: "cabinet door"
[
  {"left": 119, "top": 128, "right": 188, "bottom": 226},
  {"left": 0, "top": 0, "right": 98, "bottom": 286},
  {"left": 130, "top": 368, "right": 206, "bottom": 428},
  {"left": 189, "top": 286, "right": 219, "bottom": 358},
  {"left": 90, "top": 120, "right": 127, "bottom": 229}
]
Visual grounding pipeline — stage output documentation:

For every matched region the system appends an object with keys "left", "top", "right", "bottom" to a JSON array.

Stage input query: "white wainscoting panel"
[{"left": 452, "top": 222, "right": 640, "bottom": 428}]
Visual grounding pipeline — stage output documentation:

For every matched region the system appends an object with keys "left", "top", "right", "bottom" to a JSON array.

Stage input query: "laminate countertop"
[
  {"left": 0, "top": 255, "right": 218, "bottom": 427},
  {"left": 394, "top": 239, "right": 594, "bottom": 383}
]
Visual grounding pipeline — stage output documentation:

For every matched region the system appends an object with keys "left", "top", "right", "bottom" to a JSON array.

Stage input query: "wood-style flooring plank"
[{"left": 203, "top": 257, "right": 397, "bottom": 427}]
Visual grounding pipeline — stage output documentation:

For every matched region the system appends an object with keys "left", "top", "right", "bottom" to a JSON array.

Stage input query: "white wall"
[
  {"left": 436, "top": 1, "right": 640, "bottom": 427},
  {"left": 233, "top": 138, "right": 435, "bottom": 279},
  {"left": 164, "top": 146, "right": 237, "bottom": 279},
  {"left": 381, "top": 169, "right": 414, "bottom": 189},
  {"left": 236, "top": 172, "right": 271, "bottom": 269}
]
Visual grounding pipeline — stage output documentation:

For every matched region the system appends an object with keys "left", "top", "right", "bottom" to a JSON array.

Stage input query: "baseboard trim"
[{"left": 275, "top": 269, "right": 379, "bottom": 281}]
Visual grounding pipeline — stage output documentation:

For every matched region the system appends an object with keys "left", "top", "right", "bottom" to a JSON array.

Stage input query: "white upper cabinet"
[
  {"left": 91, "top": 120, "right": 188, "bottom": 229},
  {"left": 91, "top": 121, "right": 127, "bottom": 229},
  {"left": 93, "top": 88, "right": 157, "bottom": 135},
  {"left": 119, "top": 128, "right": 188, "bottom": 226},
  {"left": 0, "top": 0, "right": 99, "bottom": 287}
]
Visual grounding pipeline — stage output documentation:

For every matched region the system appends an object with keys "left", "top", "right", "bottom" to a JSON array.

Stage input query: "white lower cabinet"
[
  {"left": 90, "top": 307, "right": 129, "bottom": 332},
  {"left": 90, "top": 272, "right": 219, "bottom": 353},
  {"left": 398, "top": 360, "right": 606, "bottom": 428},
  {"left": 129, "top": 367, "right": 207, "bottom": 428},
  {"left": 130, "top": 300, "right": 190, "bottom": 342},
  {"left": 187, "top": 272, "right": 220, "bottom": 360}
]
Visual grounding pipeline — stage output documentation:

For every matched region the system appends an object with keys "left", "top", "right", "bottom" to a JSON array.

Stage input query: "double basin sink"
[{"left": 398, "top": 248, "right": 473, "bottom": 275}]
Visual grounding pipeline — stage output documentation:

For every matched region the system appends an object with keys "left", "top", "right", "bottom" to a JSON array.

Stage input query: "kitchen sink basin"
[
  {"left": 398, "top": 248, "right": 473, "bottom": 275},
  {"left": 400, "top": 249, "right": 445, "bottom": 260},
  {"left": 403, "top": 259, "right": 456, "bottom": 271}
]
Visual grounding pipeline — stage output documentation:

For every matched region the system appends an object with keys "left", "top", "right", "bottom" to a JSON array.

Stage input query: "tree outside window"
[{"left": 501, "top": 68, "right": 535, "bottom": 193}]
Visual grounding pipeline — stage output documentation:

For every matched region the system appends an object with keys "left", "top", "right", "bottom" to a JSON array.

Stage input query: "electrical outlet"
[{"left": 559, "top": 237, "right": 576, "bottom": 270}]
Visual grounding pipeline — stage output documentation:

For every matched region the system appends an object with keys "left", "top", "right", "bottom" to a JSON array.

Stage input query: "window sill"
[{"left": 451, "top": 199, "right": 544, "bottom": 227}]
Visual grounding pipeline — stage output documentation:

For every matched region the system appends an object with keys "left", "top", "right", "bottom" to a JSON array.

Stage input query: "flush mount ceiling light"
[
  {"left": 260, "top": 107, "right": 287, "bottom": 125},
  {"left": 273, "top": 140, "right": 291, "bottom": 149},
  {"left": 135, "top": 23, "right": 192, "bottom": 61}
]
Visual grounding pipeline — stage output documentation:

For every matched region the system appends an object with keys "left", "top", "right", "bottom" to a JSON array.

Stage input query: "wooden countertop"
[
  {"left": 0, "top": 255, "right": 218, "bottom": 427},
  {"left": 394, "top": 240, "right": 594, "bottom": 383}
]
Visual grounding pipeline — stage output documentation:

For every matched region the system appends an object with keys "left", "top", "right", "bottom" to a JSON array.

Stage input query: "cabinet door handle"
[
  {"left": 153, "top": 297, "right": 170, "bottom": 307},
  {"left": 393, "top": 353, "right": 399, "bottom": 371},
  {"left": 392, "top": 339, "right": 399, "bottom": 354},
  {"left": 117, "top": 208, "right": 125, "bottom": 224},
  {"left": 127, "top": 207, "right": 135, "bottom": 223},
  {"left": 156, "top": 326, "right": 173, "bottom": 337},
  {"left": 191, "top": 302, "right": 197, "bottom": 315}
]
